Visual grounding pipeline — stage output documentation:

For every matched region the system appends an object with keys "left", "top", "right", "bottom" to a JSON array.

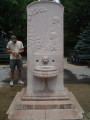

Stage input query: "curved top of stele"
[{"left": 27, "top": 1, "right": 64, "bottom": 10}]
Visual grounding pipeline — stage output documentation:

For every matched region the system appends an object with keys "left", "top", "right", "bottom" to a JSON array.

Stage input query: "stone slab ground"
[{"left": 0, "top": 58, "right": 90, "bottom": 120}]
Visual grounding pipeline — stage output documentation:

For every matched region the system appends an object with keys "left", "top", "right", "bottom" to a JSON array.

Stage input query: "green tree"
[
  {"left": 0, "top": 35, "right": 9, "bottom": 59},
  {"left": 0, "top": 0, "right": 36, "bottom": 41},
  {"left": 60, "top": 0, "right": 90, "bottom": 55},
  {"left": 74, "top": 23, "right": 90, "bottom": 53}
]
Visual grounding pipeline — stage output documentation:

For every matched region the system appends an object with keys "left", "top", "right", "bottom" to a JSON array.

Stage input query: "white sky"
[
  {"left": 53, "top": 0, "right": 60, "bottom": 3},
  {"left": 38, "top": 0, "right": 60, "bottom": 3}
]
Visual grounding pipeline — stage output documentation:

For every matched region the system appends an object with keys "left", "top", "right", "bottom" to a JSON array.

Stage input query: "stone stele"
[{"left": 6, "top": 1, "right": 84, "bottom": 120}]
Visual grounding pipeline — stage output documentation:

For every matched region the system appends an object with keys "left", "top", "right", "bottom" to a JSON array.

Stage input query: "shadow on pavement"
[
  {"left": 2, "top": 68, "right": 90, "bottom": 84},
  {"left": 2, "top": 68, "right": 27, "bottom": 85},
  {"left": 64, "top": 69, "right": 90, "bottom": 84}
]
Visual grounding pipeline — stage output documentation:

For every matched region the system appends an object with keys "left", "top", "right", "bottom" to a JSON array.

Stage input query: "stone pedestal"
[
  {"left": 7, "top": 87, "right": 84, "bottom": 120},
  {"left": 6, "top": 1, "right": 84, "bottom": 120}
]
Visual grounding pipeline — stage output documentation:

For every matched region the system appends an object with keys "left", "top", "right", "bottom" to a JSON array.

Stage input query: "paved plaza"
[{"left": 0, "top": 58, "right": 90, "bottom": 120}]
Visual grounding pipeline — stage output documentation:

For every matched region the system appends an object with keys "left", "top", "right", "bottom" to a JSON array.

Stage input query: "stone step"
[
  {"left": 15, "top": 100, "right": 76, "bottom": 110},
  {"left": 10, "top": 109, "right": 83, "bottom": 120},
  {"left": 21, "top": 96, "right": 69, "bottom": 101}
]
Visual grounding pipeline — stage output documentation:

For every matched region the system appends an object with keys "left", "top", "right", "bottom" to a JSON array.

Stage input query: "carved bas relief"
[
  {"left": 42, "top": 56, "right": 49, "bottom": 64},
  {"left": 33, "top": 56, "right": 58, "bottom": 78},
  {"left": 28, "top": 7, "right": 47, "bottom": 21},
  {"left": 6, "top": 1, "right": 84, "bottom": 120},
  {"left": 27, "top": 2, "right": 64, "bottom": 93}
]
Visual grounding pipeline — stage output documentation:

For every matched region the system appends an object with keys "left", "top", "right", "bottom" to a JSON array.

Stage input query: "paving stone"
[{"left": 86, "top": 112, "right": 90, "bottom": 119}]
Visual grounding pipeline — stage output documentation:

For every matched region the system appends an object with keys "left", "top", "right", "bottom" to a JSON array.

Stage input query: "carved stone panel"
[{"left": 27, "top": 1, "right": 64, "bottom": 95}]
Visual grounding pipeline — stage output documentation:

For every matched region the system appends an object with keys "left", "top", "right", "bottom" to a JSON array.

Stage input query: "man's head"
[{"left": 11, "top": 35, "right": 17, "bottom": 43}]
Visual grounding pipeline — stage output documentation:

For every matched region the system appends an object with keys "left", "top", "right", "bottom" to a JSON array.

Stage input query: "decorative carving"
[
  {"left": 52, "top": 16, "right": 60, "bottom": 24},
  {"left": 27, "top": 29, "right": 42, "bottom": 53},
  {"left": 42, "top": 56, "right": 49, "bottom": 64},
  {"left": 27, "top": 10, "right": 62, "bottom": 54},
  {"left": 28, "top": 7, "right": 47, "bottom": 21},
  {"left": 39, "top": 30, "right": 62, "bottom": 53},
  {"left": 33, "top": 66, "right": 58, "bottom": 78},
  {"left": 41, "top": 15, "right": 62, "bottom": 52},
  {"left": 50, "top": 31, "right": 57, "bottom": 40}
]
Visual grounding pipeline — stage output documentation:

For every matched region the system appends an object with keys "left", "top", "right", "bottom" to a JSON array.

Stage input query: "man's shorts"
[{"left": 10, "top": 59, "right": 23, "bottom": 71}]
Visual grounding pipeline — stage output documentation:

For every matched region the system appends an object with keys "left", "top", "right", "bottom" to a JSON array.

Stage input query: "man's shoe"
[
  {"left": 18, "top": 80, "right": 24, "bottom": 85},
  {"left": 10, "top": 81, "right": 13, "bottom": 87}
]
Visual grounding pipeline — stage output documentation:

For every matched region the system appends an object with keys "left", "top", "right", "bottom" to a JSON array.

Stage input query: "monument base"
[{"left": 6, "top": 87, "right": 84, "bottom": 120}]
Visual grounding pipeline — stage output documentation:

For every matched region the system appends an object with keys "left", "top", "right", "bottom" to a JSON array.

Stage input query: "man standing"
[{"left": 6, "top": 35, "right": 24, "bottom": 87}]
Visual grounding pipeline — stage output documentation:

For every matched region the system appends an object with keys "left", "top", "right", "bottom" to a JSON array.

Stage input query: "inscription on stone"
[{"left": 28, "top": 7, "right": 47, "bottom": 21}]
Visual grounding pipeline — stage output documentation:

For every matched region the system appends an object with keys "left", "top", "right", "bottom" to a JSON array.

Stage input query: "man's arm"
[
  {"left": 6, "top": 48, "right": 24, "bottom": 55},
  {"left": 18, "top": 48, "right": 24, "bottom": 54},
  {"left": 16, "top": 48, "right": 24, "bottom": 56},
  {"left": 6, "top": 48, "right": 15, "bottom": 55}
]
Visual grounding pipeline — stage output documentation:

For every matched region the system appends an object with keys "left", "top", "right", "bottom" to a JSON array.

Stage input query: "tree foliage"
[
  {"left": 0, "top": 0, "right": 36, "bottom": 41},
  {"left": 60, "top": 0, "right": 90, "bottom": 49},
  {"left": 74, "top": 23, "right": 90, "bottom": 53},
  {"left": 0, "top": 0, "right": 90, "bottom": 52}
]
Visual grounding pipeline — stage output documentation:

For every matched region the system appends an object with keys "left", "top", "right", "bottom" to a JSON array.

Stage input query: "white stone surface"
[
  {"left": 27, "top": 1, "right": 64, "bottom": 94},
  {"left": 6, "top": 2, "right": 84, "bottom": 120},
  {"left": 64, "top": 58, "right": 90, "bottom": 79}
]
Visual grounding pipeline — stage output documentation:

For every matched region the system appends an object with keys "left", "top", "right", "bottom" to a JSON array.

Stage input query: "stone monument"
[{"left": 7, "top": 1, "right": 84, "bottom": 120}]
